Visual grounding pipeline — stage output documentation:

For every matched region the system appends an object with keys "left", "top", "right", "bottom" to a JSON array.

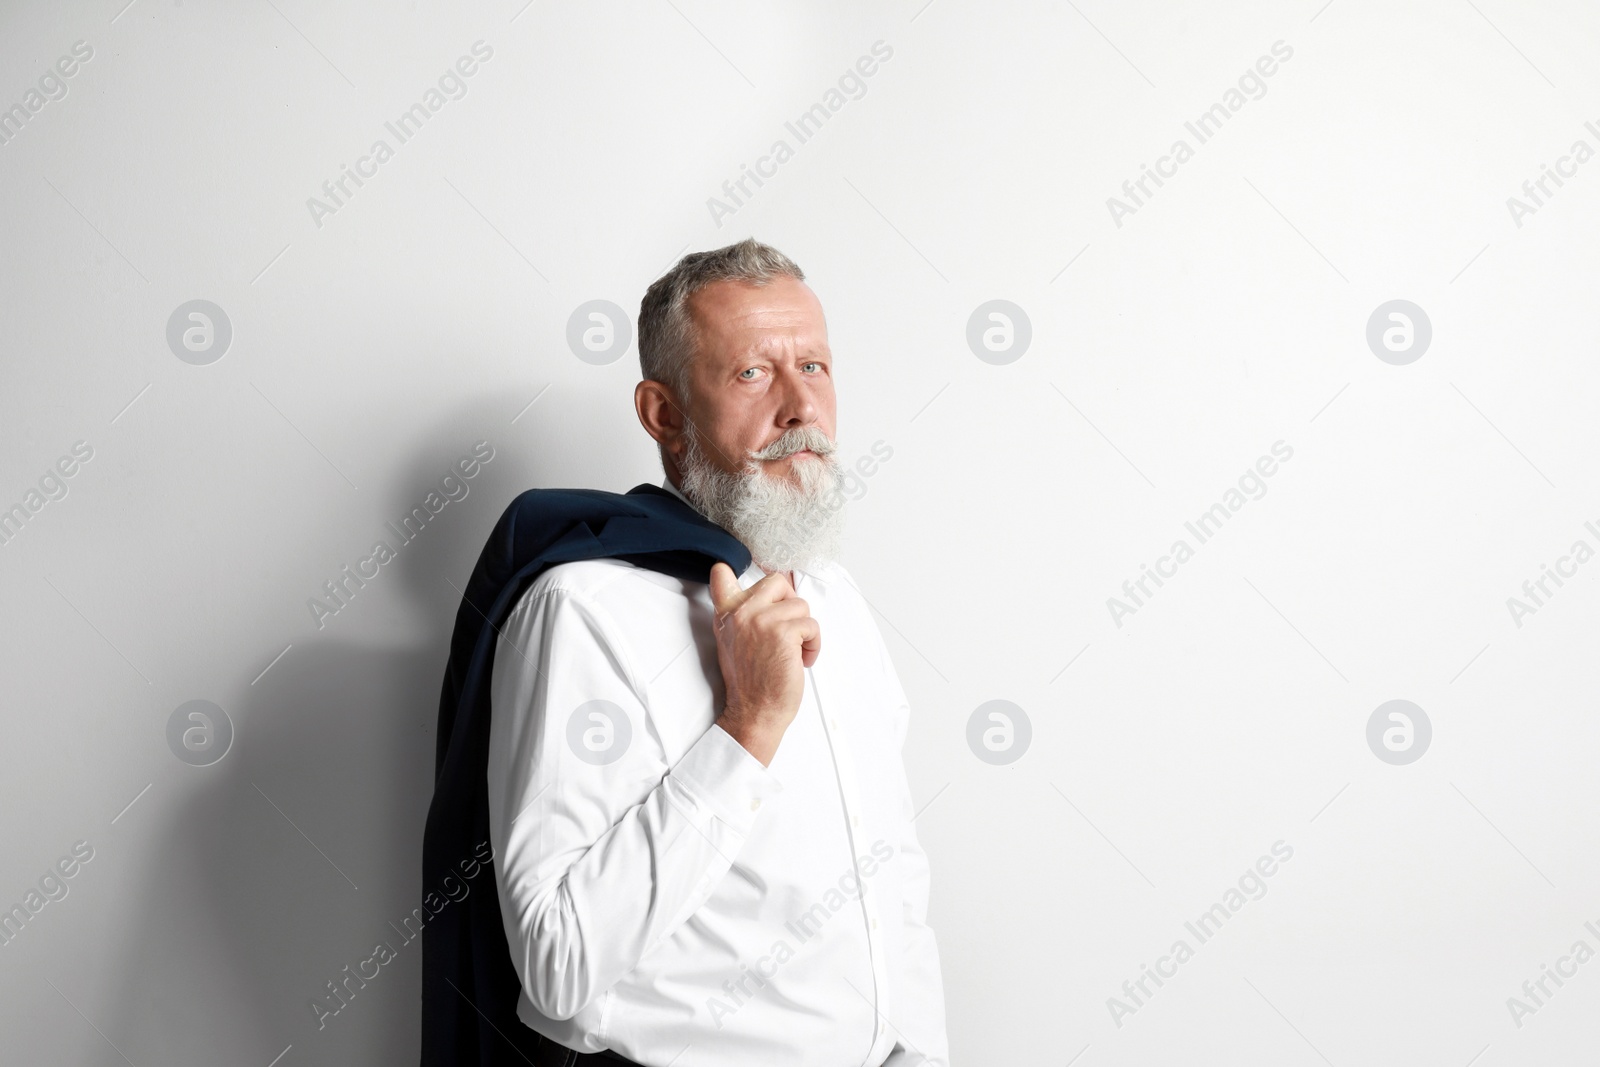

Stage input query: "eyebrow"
[{"left": 743, "top": 342, "right": 829, "bottom": 359}]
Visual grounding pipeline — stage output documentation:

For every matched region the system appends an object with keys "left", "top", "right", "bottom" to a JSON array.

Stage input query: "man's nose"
[{"left": 775, "top": 373, "right": 817, "bottom": 427}]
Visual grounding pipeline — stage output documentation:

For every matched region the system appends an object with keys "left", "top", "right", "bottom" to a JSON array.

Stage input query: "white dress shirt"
[{"left": 484, "top": 479, "right": 949, "bottom": 1067}]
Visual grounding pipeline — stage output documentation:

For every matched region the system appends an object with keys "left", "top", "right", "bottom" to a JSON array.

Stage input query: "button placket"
[{"left": 808, "top": 657, "right": 894, "bottom": 1059}]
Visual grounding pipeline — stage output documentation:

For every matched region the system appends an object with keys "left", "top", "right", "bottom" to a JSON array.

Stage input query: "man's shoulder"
[{"left": 515, "top": 557, "right": 698, "bottom": 615}]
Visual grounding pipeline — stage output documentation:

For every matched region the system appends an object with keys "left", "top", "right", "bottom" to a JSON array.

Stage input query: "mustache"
[{"left": 748, "top": 426, "right": 837, "bottom": 462}]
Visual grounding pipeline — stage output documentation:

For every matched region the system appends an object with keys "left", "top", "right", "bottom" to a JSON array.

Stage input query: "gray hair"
[{"left": 638, "top": 237, "right": 805, "bottom": 401}]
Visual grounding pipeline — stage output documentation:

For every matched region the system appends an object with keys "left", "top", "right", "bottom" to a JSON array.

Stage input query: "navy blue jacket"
[{"left": 420, "top": 483, "right": 750, "bottom": 1066}]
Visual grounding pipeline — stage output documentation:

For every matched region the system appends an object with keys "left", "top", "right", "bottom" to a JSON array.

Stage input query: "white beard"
[{"left": 677, "top": 425, "right": 846, "bottom": 573}]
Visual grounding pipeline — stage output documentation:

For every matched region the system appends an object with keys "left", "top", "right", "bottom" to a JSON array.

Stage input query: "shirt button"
[
  {"left": 750, "top": 798, "right": 761, "bottom": 811},
  {"left": 851, "top": 814, "right": 860, "bottom": 827},
  {"left": 871, "top": 918, "right": 878, "bottom": 930},
  {"left": 829, "top": 718, "right": 839, "bottom": 730}
]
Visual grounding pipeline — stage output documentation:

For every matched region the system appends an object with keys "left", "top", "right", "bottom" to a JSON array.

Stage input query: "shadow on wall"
[{"left": 99, "top": 399, "right": 555, "bottom": 1065}]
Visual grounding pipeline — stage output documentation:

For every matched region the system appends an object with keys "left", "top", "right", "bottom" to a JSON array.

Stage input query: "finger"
[
  {"left": 789, "top": 616, "right": 822, "bottom": 666},
  {"left": 708, "top": 562, "right": 743, "bottom": 614},
  {"left": 800, "top": 617, "right": 825, "bottom": 668},
  {"left": 754, "top": 597, "right": 810, "bottom": 622},
  {"left": 740, "top": 570, "right": 797, "bottom": 608}
]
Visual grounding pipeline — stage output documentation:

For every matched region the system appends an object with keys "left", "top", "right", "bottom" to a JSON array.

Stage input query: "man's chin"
[{"left": 680, "top": 441, "right": 845, "bottom": 569}]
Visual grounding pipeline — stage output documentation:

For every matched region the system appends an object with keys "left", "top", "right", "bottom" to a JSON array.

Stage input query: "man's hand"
[{"left": 708, "top": 562, "right": 821, "bottom": 767}]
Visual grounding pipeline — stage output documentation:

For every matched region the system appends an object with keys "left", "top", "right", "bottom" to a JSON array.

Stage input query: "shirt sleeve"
[
  {"left": 878, "top": 648, "right": 951, "bottom": 1067},
  {"left": 485, "top": 580, "right": 782, "bottom": 1022}
]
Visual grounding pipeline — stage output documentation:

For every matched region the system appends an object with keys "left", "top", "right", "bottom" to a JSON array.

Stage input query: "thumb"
[{"left": 708, "top": 561, "right": 741, "bottom": 613}]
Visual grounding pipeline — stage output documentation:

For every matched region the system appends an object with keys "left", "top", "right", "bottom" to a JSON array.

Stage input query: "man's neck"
[{"left": 659, "top": 475, "right": 692, "bottom": 507}]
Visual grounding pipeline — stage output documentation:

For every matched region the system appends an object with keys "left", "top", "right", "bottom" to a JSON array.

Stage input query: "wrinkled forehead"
[{"left": 688, "top": 278, "right": 829, "bottom": 363}]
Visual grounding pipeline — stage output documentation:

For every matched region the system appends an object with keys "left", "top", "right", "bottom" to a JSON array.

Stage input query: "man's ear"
[{"left": 635, "top": 379, "right": 688, "bottom": 464}]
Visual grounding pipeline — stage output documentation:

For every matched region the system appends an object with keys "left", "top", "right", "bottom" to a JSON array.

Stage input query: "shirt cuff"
[{"left": 668, "top": 722, "right": 784, "bottom": 835}]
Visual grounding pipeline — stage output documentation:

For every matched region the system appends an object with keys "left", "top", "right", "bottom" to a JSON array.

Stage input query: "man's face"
[
  {"left": 634, "top": 272, "right": 847, "bottom": 572},
  {"left": 677, "top": 275, "right": 836, "bottom": 482}
]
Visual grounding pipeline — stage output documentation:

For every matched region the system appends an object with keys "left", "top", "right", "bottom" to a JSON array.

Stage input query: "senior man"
[{"left": 423, "top": 239, "right": 948, "bottom": 1067}]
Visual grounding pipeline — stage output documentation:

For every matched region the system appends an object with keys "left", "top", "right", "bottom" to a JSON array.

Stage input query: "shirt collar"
[{"left": 660, "top": 476, "right": 694, "bottom": 510}]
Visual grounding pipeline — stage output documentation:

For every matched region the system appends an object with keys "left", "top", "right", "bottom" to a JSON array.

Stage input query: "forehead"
[{"left": 687, "top": 276, "right": 829, "bottom": 362}]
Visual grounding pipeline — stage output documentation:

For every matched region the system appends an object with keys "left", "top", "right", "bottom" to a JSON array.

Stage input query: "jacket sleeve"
[{"left": 484, "top": 581, "right": 780, "bottom": 1021}]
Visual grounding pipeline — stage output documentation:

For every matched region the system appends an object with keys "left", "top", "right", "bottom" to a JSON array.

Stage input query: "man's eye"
[
  {"left": 802, "top": 362, "right": 821, "bottom": 373},
  {"left": 739, "top": 368, "right": 760, "bottom": 380}
]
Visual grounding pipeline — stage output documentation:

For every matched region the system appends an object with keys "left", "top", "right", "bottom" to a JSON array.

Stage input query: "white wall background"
[{"left": 3, "top": 0, "right": 1598, "bottom": 1063}]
